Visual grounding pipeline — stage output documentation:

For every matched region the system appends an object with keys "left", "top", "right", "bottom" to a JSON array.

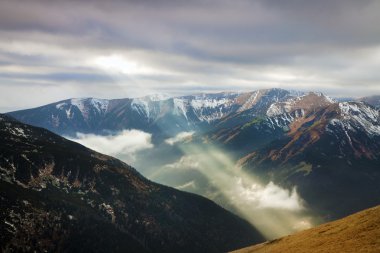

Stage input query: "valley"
[
  {"left": 2, "top": 1, "right": 380, "bottom": 252},
  {"left": 6, "top": 88, "right": 380, "bottom": 240}
]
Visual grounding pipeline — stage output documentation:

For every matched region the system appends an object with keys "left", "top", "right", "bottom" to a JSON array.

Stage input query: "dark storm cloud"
[{"left": 0, "top": 0, "right": 380, "bottom": 111}]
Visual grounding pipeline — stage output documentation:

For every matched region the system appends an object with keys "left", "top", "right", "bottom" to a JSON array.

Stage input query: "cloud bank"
[
  {"left": 161, "top": 154, "right": 304, "bottom": 211},
  {"left": 1, "top": 0, "right": 380, "bottom": 112},
  {"left": 69, "top": 130, "right": 153, "bottom": 163},
  {"left": 149, "top": 147, "right": 314, "bottom": 239},
  {"left": 233, "top": 178, "right": 303, "bottom": 211}
]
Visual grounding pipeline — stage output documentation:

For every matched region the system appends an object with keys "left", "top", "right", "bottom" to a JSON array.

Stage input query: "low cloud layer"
[
  {"left": 149, "top": 147, "right": 314, "bottom": 239},
  {"left": 69, "top": 130, "right": 153, "bottom": 163},
  {"left": 165, "top": 131, "right": 194, "bottom": 145},
  {"left": 161, "top": 154, "right": 304, "bottom": 211}
]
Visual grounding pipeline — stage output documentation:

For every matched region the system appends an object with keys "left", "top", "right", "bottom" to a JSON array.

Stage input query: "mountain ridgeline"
[
  {"left": 0, "top": 114, "right": 264, "bottom": 252},
  {"left": 6, "top": 88, "right": 380, "bottom": 222},
  {"left": 7, "top": 89, "right": 302, "bottom": 137}
]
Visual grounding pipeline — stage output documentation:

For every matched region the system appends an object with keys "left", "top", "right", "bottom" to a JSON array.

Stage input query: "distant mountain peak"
[{"left": 266, "top": 91, "right": 334, "bottom": 117}]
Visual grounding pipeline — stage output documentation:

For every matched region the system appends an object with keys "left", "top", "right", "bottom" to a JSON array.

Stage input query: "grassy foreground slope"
[{"left": 231, "top": 205, "right": 380, "bottom": 253}]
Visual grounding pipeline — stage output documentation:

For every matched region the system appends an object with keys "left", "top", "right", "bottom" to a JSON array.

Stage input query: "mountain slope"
[
  {"left": 206, "top": 92, "right": 334, "bottom": 155},
  {"left": 238, "top": 101, "right": 380, "bottom": 219},
  {"left": 0, "top": 114, "right": 264, "bottom": 253},
  {"left": 231, "top": 205, "right": 380, "bottom": 253}
]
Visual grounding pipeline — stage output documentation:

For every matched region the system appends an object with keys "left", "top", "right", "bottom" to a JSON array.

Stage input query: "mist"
[
  {"left": 149, "top": 144, "right": 317, "bottom": 239},
  {"left": 68, "top": 130, "right": 154, "bottom": 163},
  {"left": 69, "top": 130, "right": 318, "bottom": 239}
]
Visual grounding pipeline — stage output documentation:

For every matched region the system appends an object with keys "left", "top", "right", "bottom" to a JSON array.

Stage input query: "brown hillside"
[{"left": 231, "top": 205, "right": 380, "bottom": 253}]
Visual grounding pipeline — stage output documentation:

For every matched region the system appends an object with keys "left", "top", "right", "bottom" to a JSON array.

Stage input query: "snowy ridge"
[
  {"left": 333, "top": 102, "right": 380, "bottom": 136},
  {"left": 71, "top": 98, "right": 87, "bottom": 115},
  {"left": 190, "top": 97, "right": 232, "bottom": 110},
  {"left": 172, "top": 95, "right": 237, "bottom": 122},
  {"left": 89, "top": 98, "right": 109, "bottom": 114},
  {"left": 10, "top": 88, "right": 380, "bottom": 139},
  {"left": 309, "top": 92, "right": 336, "bottom": 103},
  {"left": 237, "top": 91, "right": 260, "bottom": 112},
  {"left": 69, "top": 98, "right": 109, "bottom": 119},
  {"left": 55, "top": 102, "right": 66, "bottom": 109},
  {"left": 266, "top": 113, "right": 295, "bottom": 130},
  {"left": 131, "top": 98, "right": 150, "bottom": 118},
  {"left": 131, "top": 94, "right": 171, "bottom": 118},
  {"left": 266, "top": 92, "right": 333, "bottom": 117},
  {"left": 190, "top": 97, "right": 234, "bottom": 122},
  {"left": 267, "top": 103, "right": 288, "bottom": 117},
  {"left": 173, "top": 98, "right": 189, "bottom": 120}
]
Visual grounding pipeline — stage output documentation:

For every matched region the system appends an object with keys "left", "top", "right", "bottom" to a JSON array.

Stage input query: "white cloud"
[
  {"left": 69, "top": 130, "right": 153, "bottom": 162},
  {"left": 160, "top": 153, "right": 304, "bottom": 211},
  {"left": 164, "top": 154, "right": 304, "bottom": 211},
  {"left": 175, "top": 180, "right": 196, "bottom": 190},
  {"left": 165, "top": 131, "right": 194, "bottom": 145},
  {"left": 233, "top": 178, "right": 303, "bottom": 210},
  {"left": 163, "top": 155, "right": 200, "bottom": 169}
]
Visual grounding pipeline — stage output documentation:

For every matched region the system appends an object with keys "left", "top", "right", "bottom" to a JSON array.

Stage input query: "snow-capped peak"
[
  {"left": 334, "top": 102, "right": 380, "bottom": 136},
  {"left": 70, "top": 98, "right": 109, "bottom": 119},
  {"left": 131, "top": 97, "right": 150, "bottom": 118},
  {"left": 266, "top": 92, "right": 334, "bottom": 117}
]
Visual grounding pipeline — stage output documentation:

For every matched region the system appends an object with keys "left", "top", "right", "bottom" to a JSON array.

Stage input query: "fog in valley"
[{"left": 70, "top": 130, "right": 319, "bottom": 239}]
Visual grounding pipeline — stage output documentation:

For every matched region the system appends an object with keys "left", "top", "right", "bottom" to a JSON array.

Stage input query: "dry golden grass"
[{"left": 232, "top": 205, "right": 380, "bottom": 253}]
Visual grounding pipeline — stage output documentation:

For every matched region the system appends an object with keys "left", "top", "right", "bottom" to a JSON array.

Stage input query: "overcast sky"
[{"left": 1, "top": 0, "right": 380, "bottom": 112}]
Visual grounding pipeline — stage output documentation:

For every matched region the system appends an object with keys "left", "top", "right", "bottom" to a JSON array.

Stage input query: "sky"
[{"left": 1, "top": 0, "right": 380, "bottom": 112}]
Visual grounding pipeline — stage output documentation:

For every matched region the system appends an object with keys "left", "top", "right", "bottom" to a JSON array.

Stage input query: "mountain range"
[
  {"left": 8, "top": 88, "right": 379, "bottom": 138},
  {"left": 7, "top": 89, "right": 305, "bottom": 137},
  {"left": 0, "top": 114, "right": 263, "bottom": 252},
  {"left": 6, "top": 88, "right": 380, "bottom": 226}
]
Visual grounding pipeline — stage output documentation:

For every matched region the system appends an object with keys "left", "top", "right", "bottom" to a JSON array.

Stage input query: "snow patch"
[
  {"left": 131, "top": 98, "right": 150, "bottom": 118},
  {"left": 71, "top": 98, "right": 86, "bottom": 114},
  {"left": 71, "top": 98, "right": 109, "bottom": 119},
  {"left": 55, "top": 102, "right": 66, "bottom": 109},
  {"left": 190, "top": 97, "right": 231, "bottom": 110},
  {"left": 330, "top": 102, "right": 380, "bottom": 136},
  {"left": 90, "top": 98, "right": 109, "bottom": 114},
  {"left": 173, "top": 98, "right": 188, "bottom": 120}
]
